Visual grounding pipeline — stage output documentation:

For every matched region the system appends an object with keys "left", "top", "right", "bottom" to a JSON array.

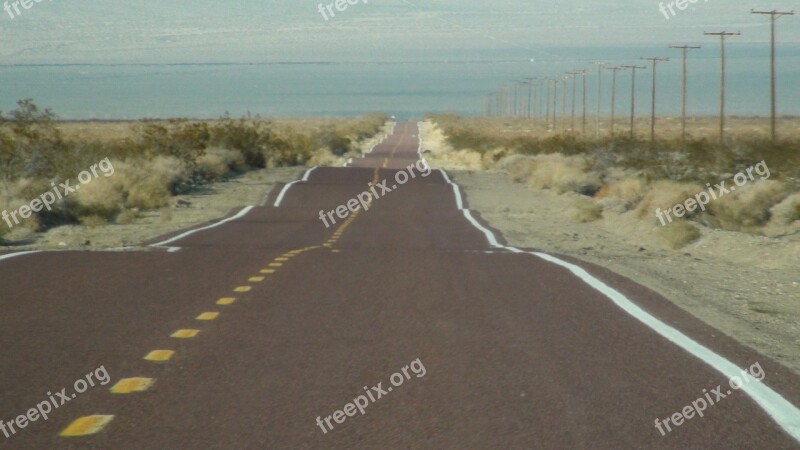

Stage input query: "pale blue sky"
[{"left": 0, "top": 0, "right": 797, "bottom": 64}]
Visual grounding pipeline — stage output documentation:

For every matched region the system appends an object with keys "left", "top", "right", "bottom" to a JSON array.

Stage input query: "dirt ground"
[{"left": 419, "top": 121, "right": 800, "bottom": 376}]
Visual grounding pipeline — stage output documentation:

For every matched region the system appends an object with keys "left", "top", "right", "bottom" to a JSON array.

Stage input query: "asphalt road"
[{"left": 1, "top": 122, "right": 799, "bottom": 449}]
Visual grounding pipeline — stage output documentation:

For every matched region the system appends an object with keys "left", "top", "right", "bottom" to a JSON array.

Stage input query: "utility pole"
[
  {"left": 593, "top": 62, "right": 606, "bottom": 137},
  {"left": 499, "top": 85, "right": 507, "bottom": 117},
  {"left": 535, "top": 78, "right": 545, "bottom": 129},
  {"left": 561, "top": 76, "right": 567, "bottom": 132},
  {"left": 567, "top": 72, "right": 579, "bottom": 131},
  {"left": 751, "top": 9, "right": 795, "bottom": 141},
  {"left": 621, "top": 64, "right": 647, "bottom": 138},
  {"left": 512, "top": 81, "right": 519, "bottom": 117},
  {"left": 544, "top": 79, "right": 552, "bottom": 131},
  {"left": 579, "top": 69, "right": 589, "bottom": 134},
  {"left": 524, "top": 78, "right": 535, "bottom": 119},
  {"left": 641, "top": 57, "right": 670, "bottom": 142},
  {"left": 669, "top": 45, "right": 701, "bottom": 143},
  {"left": 607, "top": 66, "right": 625, "bottom": 135},
  {"left": 704, "top": 31, "right": 741, "bottom": 142}
]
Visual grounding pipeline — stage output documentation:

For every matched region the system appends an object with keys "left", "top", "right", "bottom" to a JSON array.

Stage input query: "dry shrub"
[
  {"left": 197, "top": 149, "right": 231, "bottom": 181},
  {"left": 481, "top": 148, "right": 507, "bottom": 169},
  {"left": 524, "top": 154, "right": 601, "bottom": 195},
  {"left": 604, "top": 177, "right": 647, "bottom": 210},
  {"left": 72, "top": 174, "right": 125, "bottom": 219},
  {"left": 708, "top": 181, "right": 787, "bottom": 231},
  {"left": 307, "top": 148, "right": 341, "bottom": 167},
  {"left": 496, "top": 154, "right": 533, "bottom": 182},
  {"left": 428, "top": 148, "right": 483, "bottom": 171},
  {"left": 115, "top": 209, "right": 139, "bottom": 224},
  {"left": 571, "top": 197, "right": 603, "bottom": 223},
  {"left": 657, "top": 220, "right": 701, "bottom": 249},
  {"left": 636, "top": 180, "right": 704, "bottom": 222},
  {"left": 767, "top": 193, "right": 800, "bottom": 227},
  {"left": 118, "top": 156, "right": 186, "bottom": 210},
  {"left": 80, "top": 214, "right": 107, "bottom": 228}
]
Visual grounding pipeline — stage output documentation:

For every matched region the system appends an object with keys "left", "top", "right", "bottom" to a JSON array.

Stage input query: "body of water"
[{"left": 1, "top": 45, "right": 797, "bottom": 120}]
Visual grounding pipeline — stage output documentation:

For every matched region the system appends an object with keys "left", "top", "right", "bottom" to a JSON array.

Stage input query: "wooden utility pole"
[
  {"left": 669, "top": 44, "right": 701, "bottom": 143},
  {"left": 641, "top": 57, "right": 669, "bottom": 142},
  {"left": 567, "top": 72, "right": 579, "bottom": 131},
  {"left": 537, "top": 77, "right": 547, "bottom": 130},
  {"left": 579, "top": 69, "right": 589, "bottom": 134},
  {"left": 544, "top": 79, "right": 552, "bottom": 130},
  {"left": 552, "top": 78, "right": 559, "bottom": 132},
  {"left": 607, "top": 66, "right": 625, "bottom": 135},
  {"left": 512, "top": 81, "right": 519, "bottom": 117},
  {"left": 621, "top": 64, "right": 647, "bottom": 138},
  {"left": 751, "top": 9, "right": 795, "bottom": 141},
  {"left": 561, "top": 76, "right": 567, "bottom": 132},
  {"left": 704, "top": 31, "right": 741, "bottom": 142},
  {"left": 524, "top": 77, "right": 535, "bottom": 120},
  {"left": 593, "top": 62, "right": 606, "bottom": 137}
]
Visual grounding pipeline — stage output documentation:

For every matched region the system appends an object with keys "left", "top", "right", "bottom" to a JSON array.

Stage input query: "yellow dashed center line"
[
  {"left": 144, "top": 350, "right": 174, "bottom": 362},
  {"left": 171, "top": 329, "right": 200, "bottom": 338},
  {"left": 60, "top": 415, "right": 114, "bottom": 437},
  {"left": 60, "top": 127, "right": 411, "bottom": 440},
  {"left": 110, "top": 378, "right": 155, "bottom": 394}
]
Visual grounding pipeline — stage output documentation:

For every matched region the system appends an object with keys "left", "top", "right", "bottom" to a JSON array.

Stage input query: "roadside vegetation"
[
  {"left": 0, "top": 99, "right": 387, "bottom": 242},
  {"left": 426, "top": 114, "right": 800, "bottom": 248}
]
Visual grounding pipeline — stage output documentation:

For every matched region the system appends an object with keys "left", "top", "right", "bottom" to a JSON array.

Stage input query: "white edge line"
[
  {"left": 149, "top": 205, "right": 255, "bottom": 252},
  {"left": 0, "top": 250, "right": 41, "bottom": 262},
  {"left": 439, "top": 166, "right": 800, "bottom": 442},
  {"left": 274, "top": 167, "right": 317, "bottom": 208}
]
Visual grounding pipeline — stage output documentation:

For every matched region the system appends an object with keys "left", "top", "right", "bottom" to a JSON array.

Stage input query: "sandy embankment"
[
  {"left": 0, "top": 122, "right": 394, "bottom": 252},
  {"left": 419, "top": 120, "right": 800, "bottom": 376}
]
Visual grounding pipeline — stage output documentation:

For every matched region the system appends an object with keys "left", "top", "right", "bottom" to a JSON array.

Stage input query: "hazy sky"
[{"left": 0, "top": 0, "right": 797, "bottom": 64}]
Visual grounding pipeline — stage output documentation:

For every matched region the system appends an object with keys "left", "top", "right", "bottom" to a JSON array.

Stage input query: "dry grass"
[
  {"left": 0, "top": 100, "right": 388, "bottom": 240},
  {"left": 429, "top": 113, "right": 800, "bottom": 239},
  {"left": 708, "top": 181, "right": 787, "bottom": 232},
  {"left": 571, "top": 197, "right": 603, "bottom": 223},
  {"left": 657, "top": 220, "right": 702, "bottom": 249}
]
